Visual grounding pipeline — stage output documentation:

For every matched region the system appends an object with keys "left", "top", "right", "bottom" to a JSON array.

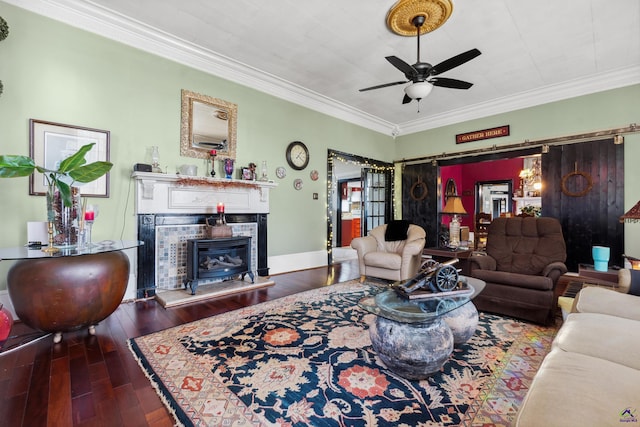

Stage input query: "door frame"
[
  {"left": 475, "top": 180, "right": 513, "bottom": 219},
  {"left": 327, "top": 149, "right": 394, "bottom": 265}
]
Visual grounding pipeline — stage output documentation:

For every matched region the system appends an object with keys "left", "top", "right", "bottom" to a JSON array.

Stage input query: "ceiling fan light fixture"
[{"left": 404, "top": 81, "right": 433, "bottom": 100}]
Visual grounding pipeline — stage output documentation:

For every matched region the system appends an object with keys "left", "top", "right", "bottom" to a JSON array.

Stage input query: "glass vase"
[
  {"left": 224, "top": 158, "right": 234, "bottom": 179},
  {"left": 47, "top": 187, "right": 81, "bottom": 247}
]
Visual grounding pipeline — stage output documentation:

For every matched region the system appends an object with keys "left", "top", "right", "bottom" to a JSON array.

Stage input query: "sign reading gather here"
[{"left": 456, "top": 125, "right": 510, "bottom": 144}]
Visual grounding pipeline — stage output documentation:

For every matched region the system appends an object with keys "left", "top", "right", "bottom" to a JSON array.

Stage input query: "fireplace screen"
[{"left": 186, "top": 237, "right": 254, "bottom": 294}]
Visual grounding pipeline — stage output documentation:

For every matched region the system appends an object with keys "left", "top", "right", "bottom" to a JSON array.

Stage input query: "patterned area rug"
[{"left": 128, "top": 281, "right": 558, "bottom": 426}]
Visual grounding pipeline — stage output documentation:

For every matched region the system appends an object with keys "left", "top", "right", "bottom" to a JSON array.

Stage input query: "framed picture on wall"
[{"left": 29, "top": 119, "right": 110, "bottom": 198}]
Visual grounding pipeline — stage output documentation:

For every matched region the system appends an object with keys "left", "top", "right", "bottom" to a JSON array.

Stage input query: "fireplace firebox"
[{"left": 186, "top": 237, "right": 254, "bottom": 295}]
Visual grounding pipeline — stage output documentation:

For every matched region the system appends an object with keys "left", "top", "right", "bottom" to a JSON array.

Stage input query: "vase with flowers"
[{"left": 0, "top": 143, "right": 112, "bottom": 252}]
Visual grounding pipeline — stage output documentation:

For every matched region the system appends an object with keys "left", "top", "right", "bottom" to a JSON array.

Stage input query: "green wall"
[
  {"left": 1, "top": 2, "right": 639, "bottom": 293},
  {"left": 0, "top": 3, "right": 393, "bottom": 263}
]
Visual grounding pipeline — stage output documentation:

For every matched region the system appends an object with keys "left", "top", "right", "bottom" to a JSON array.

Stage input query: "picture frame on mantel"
[{"left": 29, "top": 119, "right": 110, "bottom": 198}]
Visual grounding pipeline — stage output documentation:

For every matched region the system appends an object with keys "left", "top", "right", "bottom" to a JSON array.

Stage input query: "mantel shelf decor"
[
  {"left": 176, "top": 176, "right": 261, "bottom": 191},
  {"left": 131, "top": 171, "right": 277, "bottom": 215}
]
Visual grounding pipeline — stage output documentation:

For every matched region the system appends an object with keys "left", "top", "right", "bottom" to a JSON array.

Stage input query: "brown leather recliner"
[{"left": 469, "top": 217, "right": 567, "bottom": 324}]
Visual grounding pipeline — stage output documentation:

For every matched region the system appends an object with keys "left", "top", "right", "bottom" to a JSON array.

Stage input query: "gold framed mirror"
[{"left": 180, "top": 89, "right": 237, "bottom": 160}]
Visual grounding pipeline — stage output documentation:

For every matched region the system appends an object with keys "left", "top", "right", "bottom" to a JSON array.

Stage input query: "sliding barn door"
[
  {"left": 402, "top": 163, "right": 439, "bottom": 248},
  {"left": 543, "top": 138, "right": 624, "bottom": 270}
]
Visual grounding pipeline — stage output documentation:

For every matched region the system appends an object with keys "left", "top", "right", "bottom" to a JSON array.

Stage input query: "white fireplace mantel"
[{"left": 132, "top": 172, "right": 277, "bottom": 215}]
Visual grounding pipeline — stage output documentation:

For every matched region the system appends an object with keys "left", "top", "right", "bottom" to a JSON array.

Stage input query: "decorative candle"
[
  {"left": 210, "top": 149, "right": 216, "bottom": 156},
  {"left": 85, "top": 211, "right": 95, "bottom": 221},
  {"left": 217, "top": 202, "right": 224, "bottom": 213}
]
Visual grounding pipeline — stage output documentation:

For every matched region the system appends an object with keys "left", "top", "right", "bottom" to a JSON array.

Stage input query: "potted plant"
[
  {"left": 520, "top": 205, "right": 542, "bottom": 217},
  {"left": 0, "top": 143, "right": 113, "bottom": 247}
]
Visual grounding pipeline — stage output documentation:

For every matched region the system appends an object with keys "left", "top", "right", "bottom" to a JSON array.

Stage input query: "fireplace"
[
  {"left": 132, "top": 172, "right": 276, "bottom": 299},
  {"left": 186, "top": 237, "right": 254, "bottom": 295}
]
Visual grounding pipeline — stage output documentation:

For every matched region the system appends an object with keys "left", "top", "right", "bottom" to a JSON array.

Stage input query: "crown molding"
[
  {"left": 5, "top": 0, "right": 396, "bottom": 135},
  {"left": 398, "top": 65, "right": 640, "bottom": 136},
  {"left": 5, "top": 0, "right": 640, "bottom": 138}
]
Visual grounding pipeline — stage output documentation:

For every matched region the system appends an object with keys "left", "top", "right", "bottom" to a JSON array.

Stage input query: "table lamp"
[{"left": 442, "top": 196, "right": 467, "bottom": 248}]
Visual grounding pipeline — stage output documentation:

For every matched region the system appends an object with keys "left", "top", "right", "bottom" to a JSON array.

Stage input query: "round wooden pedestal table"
[{"left": 1, "top": 241, "right": 139, "bottom": 344}]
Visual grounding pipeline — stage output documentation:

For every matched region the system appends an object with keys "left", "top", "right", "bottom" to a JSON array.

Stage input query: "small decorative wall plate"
[
  {"left": 310, "top": 169, "right": 319, "bottom": 181},
  {"left": 293, "top": 178, "right": 303, "bottom": 190},
  {"left": 276, "top": 166, "right": 287, "bottom": 179}
]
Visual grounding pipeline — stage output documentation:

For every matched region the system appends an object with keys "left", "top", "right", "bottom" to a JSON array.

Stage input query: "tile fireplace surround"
[{"left": 132, "top": 172, "right": 277, "bottom": 299}]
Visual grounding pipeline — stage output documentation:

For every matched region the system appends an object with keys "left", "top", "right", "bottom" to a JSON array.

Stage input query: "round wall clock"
[{"left": 285, "top": 141, "right": 309, "bottom": 170}]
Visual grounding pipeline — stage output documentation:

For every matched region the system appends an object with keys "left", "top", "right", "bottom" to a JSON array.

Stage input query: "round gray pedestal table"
[{"left": 359, "top": 277, "right": 485, "bottom": 379}]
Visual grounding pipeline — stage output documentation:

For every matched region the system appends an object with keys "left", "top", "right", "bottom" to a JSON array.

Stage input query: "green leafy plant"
[
  {"left": 520, "top": 205, "right": 542, "bottom": 217},
  {"left": 0, "top": 143, "right": 113, "bottom": 207}
]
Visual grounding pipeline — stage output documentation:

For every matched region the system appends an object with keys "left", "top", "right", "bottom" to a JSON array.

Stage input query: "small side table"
[
  {"left": 423, "top": 247, "right": 473, "bottom": 276},
  {"left": 0, "top": 240, "right": 141, "bottom": 343},
  {"left": 578, "top": 263, "right": 619, "bottom": 284}
]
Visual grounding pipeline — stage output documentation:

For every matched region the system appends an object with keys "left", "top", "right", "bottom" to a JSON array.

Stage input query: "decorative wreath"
[
  {"left": 561, "top": 169, "right": 593, "bottom": 197},
  {"left": 410, "top": 176, "right": 428, "bottom": 201},
  {"left": 0, "top": 16, "right": 8, "bottom": 42}
]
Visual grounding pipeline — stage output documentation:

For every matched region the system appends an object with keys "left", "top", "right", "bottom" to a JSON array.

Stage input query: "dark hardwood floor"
[{"left": 0, "top": 260, "right": 360, "bottom": 427}]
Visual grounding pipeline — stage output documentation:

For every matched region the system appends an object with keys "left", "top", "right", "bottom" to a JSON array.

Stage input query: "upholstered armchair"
[
  {"left": 469, "top": 217, "right": 567, "bottom": 324},
  {"left": 351, "top": 221, "right": 426, "bottom": 282}
]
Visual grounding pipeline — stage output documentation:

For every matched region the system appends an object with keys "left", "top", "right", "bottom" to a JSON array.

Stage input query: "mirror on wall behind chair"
[{"left": 180, "top": 89, "right": 237, "bottom": 160}]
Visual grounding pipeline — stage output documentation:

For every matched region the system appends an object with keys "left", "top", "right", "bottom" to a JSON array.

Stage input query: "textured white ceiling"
[{"left": 7, "top": 0, "right": 640, "bottom": 135}]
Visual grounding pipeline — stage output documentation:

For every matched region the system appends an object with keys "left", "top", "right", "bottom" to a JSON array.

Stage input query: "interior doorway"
[
  {"left": 337, "top": 178, "right": 362, "bottom": 249},
  {"left": 475, "top": 180, "right": 513, "bottom": 219},
  {"left": 327, "top": 150, "right": 393, "bottom": 265},
  {"left": 403, "top": 138, "right": 624, "bottom": 270}
]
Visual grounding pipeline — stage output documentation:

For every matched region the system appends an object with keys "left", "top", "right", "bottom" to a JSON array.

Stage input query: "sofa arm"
[
  {"left": 542, "top": 261, "right": 568, "bottom": 286},
  {"left": 469, "top": 254, "right": 496, "bottom": 271},
  {"left": 576, "top": 286, "right": 640, "bottom": 321}
]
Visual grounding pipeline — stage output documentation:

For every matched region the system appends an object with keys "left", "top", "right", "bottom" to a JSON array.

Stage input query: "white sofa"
[{"left": 516, "top": 271, "right": 640, "bottom": 426}]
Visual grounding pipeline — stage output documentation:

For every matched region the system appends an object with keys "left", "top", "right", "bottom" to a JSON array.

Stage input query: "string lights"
[{"left": 325, "top": 152, "right": 396, "bottom": 261}]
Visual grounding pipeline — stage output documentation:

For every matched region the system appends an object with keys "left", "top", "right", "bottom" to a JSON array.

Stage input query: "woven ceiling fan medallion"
[{"left": 387, "top": 0, "right": 453, "bottom": 36}]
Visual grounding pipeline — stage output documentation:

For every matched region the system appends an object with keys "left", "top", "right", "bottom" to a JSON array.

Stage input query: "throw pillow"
[
  {"left": 629, "top": 269, "right": 640, "bottom": 296},
  {"left": 385, "top": 220, "right": 410, "bottom": 241}
]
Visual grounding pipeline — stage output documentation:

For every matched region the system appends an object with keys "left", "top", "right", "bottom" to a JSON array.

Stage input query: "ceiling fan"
[{"left": 359, "top": 15, "right": 481, "bottom": 105}]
